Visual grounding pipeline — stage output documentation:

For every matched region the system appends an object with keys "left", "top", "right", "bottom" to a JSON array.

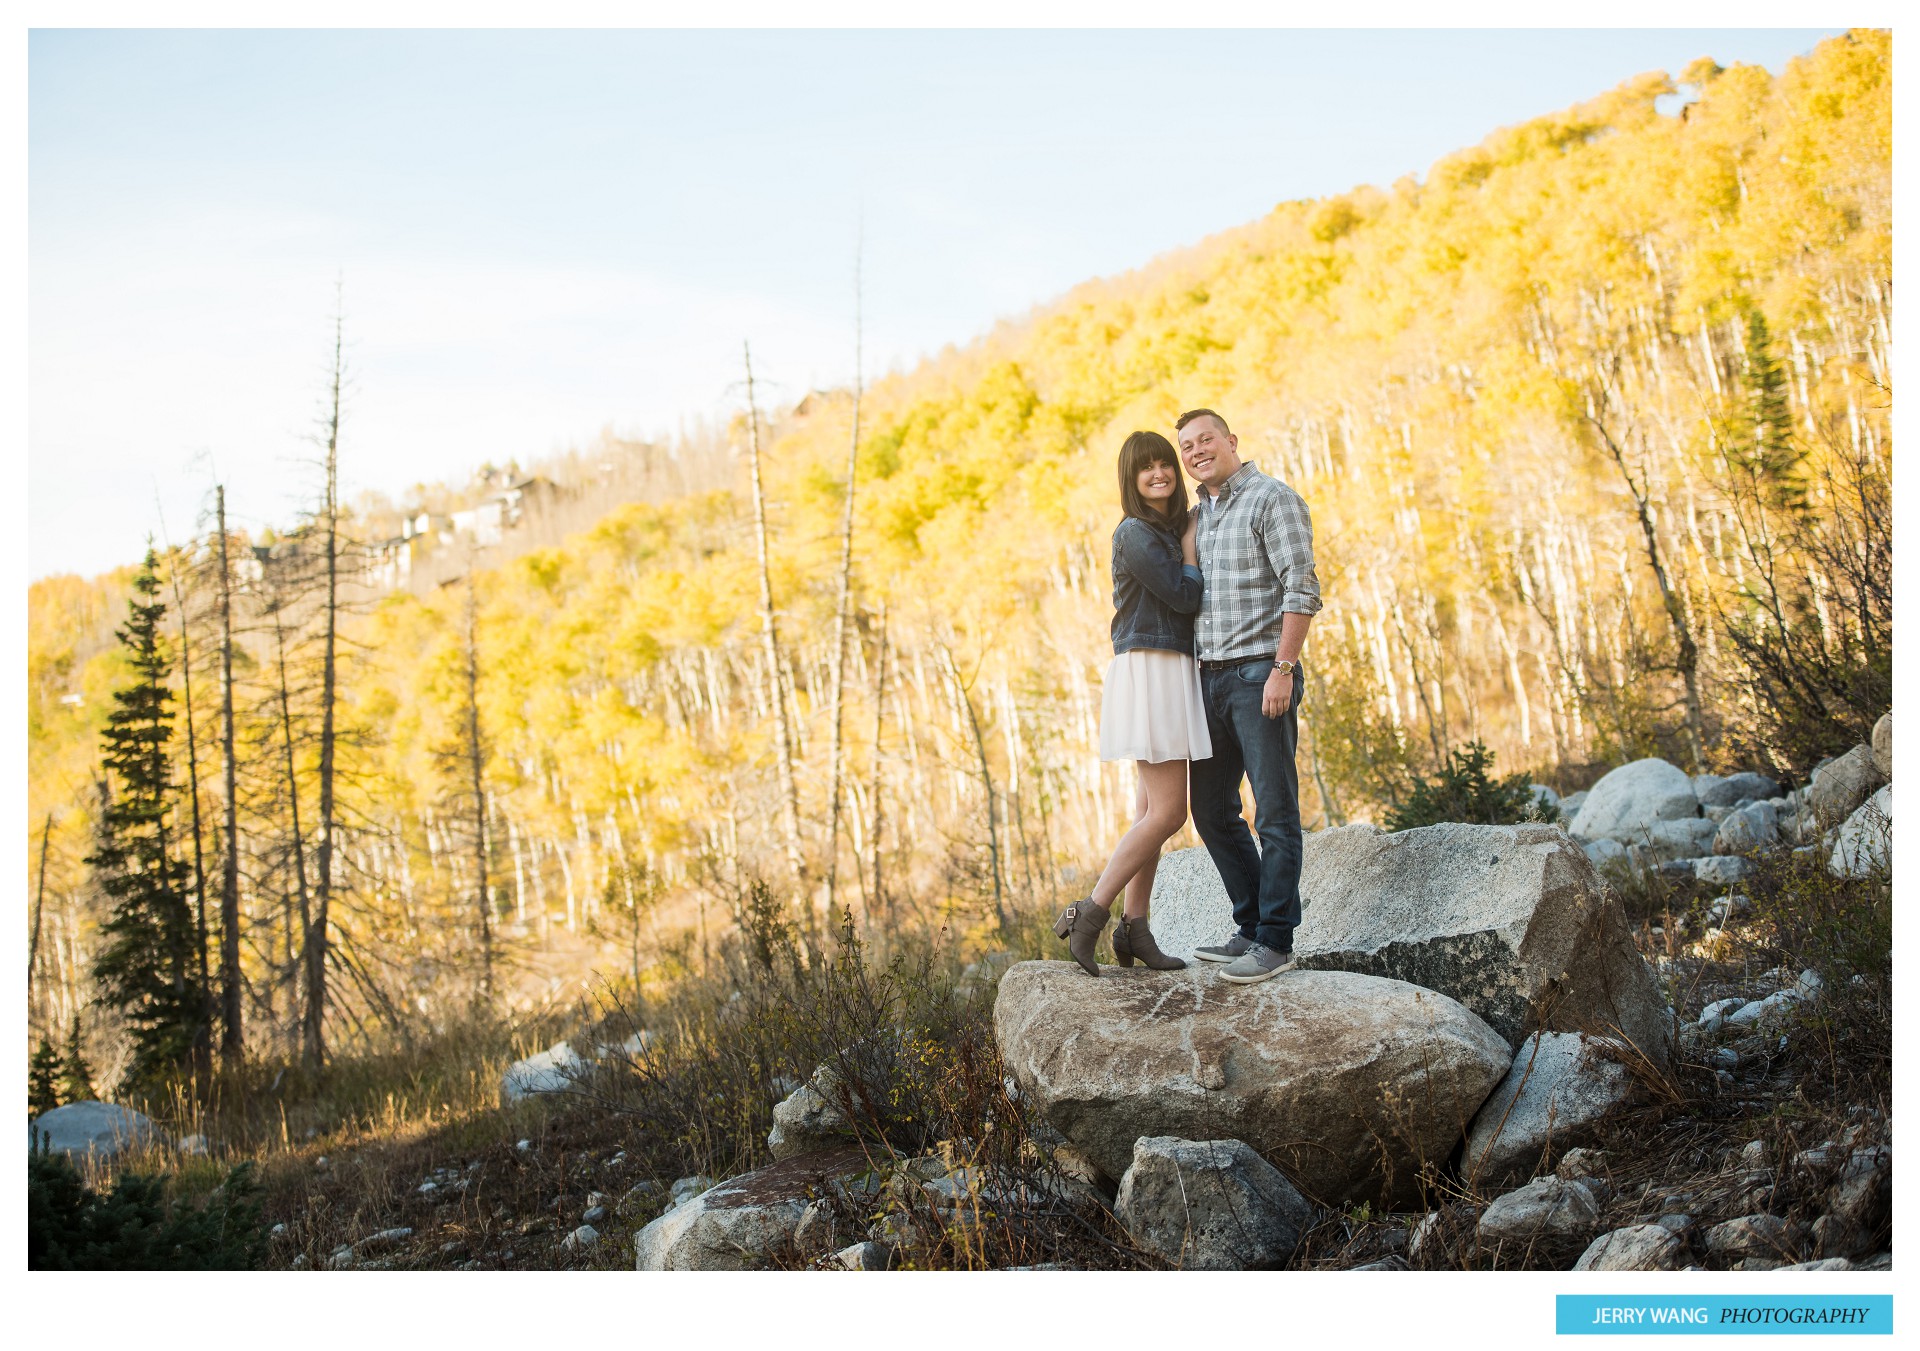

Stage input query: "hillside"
[{"left": 26, "top": 31, "right": 1890, "bottom": 1075}]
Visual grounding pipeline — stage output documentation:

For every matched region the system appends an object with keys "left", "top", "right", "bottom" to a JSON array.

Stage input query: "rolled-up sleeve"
[{"left": 1261, "top": 487, "right": 1323, "bottom": 616}]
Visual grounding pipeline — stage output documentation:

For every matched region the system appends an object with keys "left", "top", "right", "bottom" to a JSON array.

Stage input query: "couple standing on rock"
[{"left": 1056, "top": 408, "right": 1321, "bottom": 985}]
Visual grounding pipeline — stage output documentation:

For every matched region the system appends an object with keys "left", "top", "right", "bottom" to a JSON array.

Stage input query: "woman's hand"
[{"left": 1181, "top": 512, "right": 1199, "bottom": 566}]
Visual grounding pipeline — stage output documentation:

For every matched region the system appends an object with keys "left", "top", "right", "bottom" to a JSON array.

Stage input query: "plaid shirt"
[{"left": 1193, "top": 462, "right": 1323, "bottom": 662}]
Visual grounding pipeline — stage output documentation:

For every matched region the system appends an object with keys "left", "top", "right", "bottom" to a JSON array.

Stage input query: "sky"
[{"left": 28, "top": 27, "right": 1842, "bottom": 581}]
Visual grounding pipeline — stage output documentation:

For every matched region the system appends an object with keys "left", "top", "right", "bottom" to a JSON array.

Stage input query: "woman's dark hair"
[{"left": 1117, "top": 430, "right": 1190, "bottom": 534}]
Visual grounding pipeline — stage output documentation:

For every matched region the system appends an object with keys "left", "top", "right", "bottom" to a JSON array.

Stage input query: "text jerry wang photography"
[{"left": 23, "top": 20, "right": 1894, "bottom": 1320}]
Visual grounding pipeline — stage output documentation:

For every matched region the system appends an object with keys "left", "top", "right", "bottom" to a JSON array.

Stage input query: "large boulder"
[
  {"left": 632, "top": 1145, "right": 876, "bottom": 1270},
  {"left": 1809, "top": 745, "right": 1886, "bottom": 829},
  {"left": 1151, "top": 825, "right": 1670, "bottom": 1064},
  {"left": 29, "top": 1101, "right": 164, "bottom": 1162},
  {"left": 1464, "top": 1032, "right": 1640, "bottom": 1185},
  {"left": 499, "top": 1040, "right": 582, "bottom": 1105},
  {"left": 1113, "top": 1136, "right": 1313, "bottom": 1270},
  {"left": 994, "top": 963, "right": 1511, "bottom": 1207},
  {"left": 1871, "top": 713, "right": 1892, "bottom": 779},
  {"left": 1828, "top": 786, "right": 1890, "bottom": 879},
  {"left": 1569, "top": 759, "right": 1699, "bottom": 842}
]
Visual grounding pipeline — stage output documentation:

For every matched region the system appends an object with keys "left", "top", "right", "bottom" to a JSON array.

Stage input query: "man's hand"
[
  {"left": 1262, "top": 668, "right": 1295, "bottom": 719},
  {"left": 1181, "top": 511, "right": 1199, "bottom": 565}
]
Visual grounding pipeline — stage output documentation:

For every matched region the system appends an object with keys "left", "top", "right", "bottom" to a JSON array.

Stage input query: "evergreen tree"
[
  {"left": 29, "top": 1038, "right": 62, "bottom": 1117},
  {"left": 61, "top": 1016, "right": 96, "bottom": 1104},
  {"left": 88, "top": 549, "right": 208, "bottom": 1092},
  {"left": 1737, "top": 310, "right": 1808, "bottom": 513}
]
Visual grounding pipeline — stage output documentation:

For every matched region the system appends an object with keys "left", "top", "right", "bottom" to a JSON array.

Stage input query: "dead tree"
[
  {"left": 1583, "top": 384, "right": 1707, "bottom": 769},
  {"left": 823, "top": 250, "right": 863, "bottom": 920},
  {"left": 940, "top": 639, "right": 1007, "bottom": 930},
  {"left": 868, "top": 600, "right": 888, "bottom": 921},
  {"left": 29, "top": 812, "right": 51, "bottom": 1020},
  {"left": 215, "top": 485, "right": 243, "bottom": 1062},
  {"left": 462, "top": 564, "right": 494, "bottom": 1001},
  {"left": 742, "top": 341, "right": 805, "bottom": 892},
  {"left": 305, "top": 299, "right": 346, "bottom": 1070}
]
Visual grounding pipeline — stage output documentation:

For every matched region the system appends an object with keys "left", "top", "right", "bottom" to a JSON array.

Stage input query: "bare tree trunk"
[
  {"left": 1585, "top": 402, "right": 1707, "bottom": 769},
  {"left": 464, "top": 565, "right": 494, "bottom": 1002},
  {"left": 941, "top": 642, "right": 1006, "bottom": 930},
  {"left": 824, "top": 254, "right": 863, "bottom": 922},
  {"left": 216, "top": 486, "right": 243, "bottom": 1062},
  {"left": 271, "top": 604, "right": 313, "bottom": 1013},
  {"left": 742, "top": 341, "right": 805, "bottom": 893},
  {"left": 162, "top": 536, "right": 215, "bottom": 1076},
  {"left": 29, "top": 812, "right": 51, "bottom": 1019},
  {"left": 305, "top": 301, "right": 344, "bottom": 1071},
  {"left": 868, "top": 601, "right": 888, "bottom": 924}
]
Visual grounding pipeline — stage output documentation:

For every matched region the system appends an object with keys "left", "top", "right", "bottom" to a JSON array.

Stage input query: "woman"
[{"left": 1054, "top": 430, "right": 1211, "bottom": 975}]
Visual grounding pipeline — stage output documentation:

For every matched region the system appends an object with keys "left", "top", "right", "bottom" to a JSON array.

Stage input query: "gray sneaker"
[
  {"left": 1192, "top": 934, "right": 1255, "bottom": 964},
  {"left": 1217, "top": 943, "right": 1296, "bottom": 985}
]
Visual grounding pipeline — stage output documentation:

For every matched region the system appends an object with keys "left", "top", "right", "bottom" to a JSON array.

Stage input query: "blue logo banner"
[{"left": 1557, "top": 1295, "right": 1892, "bottom": 1335}]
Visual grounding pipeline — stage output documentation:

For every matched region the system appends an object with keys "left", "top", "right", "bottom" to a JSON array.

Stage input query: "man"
[{"left": 1176, "top": 408, "right": 1321, "bottom": 985}]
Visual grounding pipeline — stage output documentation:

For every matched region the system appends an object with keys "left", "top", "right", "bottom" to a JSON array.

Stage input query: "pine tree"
[
  {"left": 30, "top": 1038, "right": 63, "bottom": 1117},
  {"left": 1738, "top": 310, "right": 1808, "bottom": 512},
  {"left": 88, "top": 548, "right": 209, "bottom": 1092},
  {"left": 62, "top": 1016, "right": 96, "bottom": 1104}
]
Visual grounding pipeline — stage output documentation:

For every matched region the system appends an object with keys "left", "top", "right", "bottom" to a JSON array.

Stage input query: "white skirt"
[{"left": 1098, "top": 649, "right": 1214, "bottom": 764}]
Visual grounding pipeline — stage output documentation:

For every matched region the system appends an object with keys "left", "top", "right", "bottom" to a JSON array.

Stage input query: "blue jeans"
[{"left": 1190, "top": 661, "right": 1304, "bottom": 953}]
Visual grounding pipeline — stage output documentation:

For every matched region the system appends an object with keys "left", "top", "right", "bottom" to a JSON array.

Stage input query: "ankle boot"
[
  {"left": 1112, "top": 916, "right": 1188, "bottom": 971},
  {"left": 1053, "top": 898, "right": 1111, "bottom": 976}
]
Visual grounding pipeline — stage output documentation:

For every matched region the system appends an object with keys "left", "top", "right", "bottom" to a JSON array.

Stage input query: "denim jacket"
[{"left": 1110, "top": 515, "right": 1204, "bottom": 656}]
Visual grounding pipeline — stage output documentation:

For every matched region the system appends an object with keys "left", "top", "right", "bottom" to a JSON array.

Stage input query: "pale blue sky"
[{"left": 29, "top": 28, "right": 1839, "bottom": 579}]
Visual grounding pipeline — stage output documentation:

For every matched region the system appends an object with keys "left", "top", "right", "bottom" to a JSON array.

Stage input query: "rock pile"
[{"left": 1549, "top": 723, "right": 1892, "bottom": 887}]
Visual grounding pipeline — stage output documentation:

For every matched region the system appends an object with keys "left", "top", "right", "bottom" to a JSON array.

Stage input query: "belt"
[{"left": 1198, "top": 657, "right": 1294, "bottom": 673}]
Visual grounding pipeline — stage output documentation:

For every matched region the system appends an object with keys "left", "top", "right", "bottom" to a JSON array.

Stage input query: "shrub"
[
  {"left": 27, "top": 1148, "right": 268, "bottom": 1270},
  {"left": 1383, "top": 740, "right": 1536, "bottom": 832}
]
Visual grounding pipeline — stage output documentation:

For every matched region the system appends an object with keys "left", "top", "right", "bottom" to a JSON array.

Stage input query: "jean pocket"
[{"left": 1234, "top": 661, "right": 1270, "bottom": 684}]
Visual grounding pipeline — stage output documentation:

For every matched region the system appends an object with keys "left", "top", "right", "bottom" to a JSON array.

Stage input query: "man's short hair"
[{"left": 1175, "top": 408, "right": 1231, "bottom": 436}]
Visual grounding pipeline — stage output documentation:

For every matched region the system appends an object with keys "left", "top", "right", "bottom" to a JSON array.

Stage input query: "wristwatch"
[{"left": 1273, "top": 659, "right": 1297, "bottom": 677}]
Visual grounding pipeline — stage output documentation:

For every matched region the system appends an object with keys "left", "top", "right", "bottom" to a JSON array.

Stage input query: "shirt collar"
[{"left": 1201, "top": 460, "right": 1260, "bottom": 507}]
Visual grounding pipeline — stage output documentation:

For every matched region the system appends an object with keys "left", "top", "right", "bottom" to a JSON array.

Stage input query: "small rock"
[
  {"left": 1477, "top": 1177, "right": 1602, "bottom": 1244},
  {"left": 289, "top": 1253, "right": 310, "bottom": 1269},
  {"left": 1780, "top": 1257, "right": 1855, "bottom": 1271},
  {"left": 1870, "top": 712, "right": 1891, "bottom": 779},
  {"left": 1703, "top": 1214, "right": 1806, "bottom": 1262},
  {"left": 1709, "top": 1048, "right": 1739, "bottom": 1072},
  {"left": 833, "top": 1240, "right": 892, "bottom": 1270},
  {"left": 269, "top": 1223, "right": 287, "bottom": 1239},
  {"left": 1554, "top": 1148, "right": 1607, "bottom": 1182},
  {"left": 1655, "top": 1213, "right": 1694, "bottom": 1235},
  {"left": 1739, "top": 1140, "right": 1768, "bottom": 1167},
  {"left": 1693, "top": 856, "right": 1754, "bottom": 886},
  {"left": 562, "top": 1224, "right": 599, "bottom": 1251},
  {"left": 1699, "top": 772, "right": 1783, "bottom": 808},
  {"left": 1574, "top": 1224, "right": 1683, "bottom": 1271},
  {"left": 793, "top": 1200, "right": 838, "bottom": 1253},
  {"left": 582, "top": 1206, "right": 608, "bottom": 1225},
  {"left": 514, "top": 1139, "right": 531, "bottom": 1153},
  {"left": 669, "top": 1174, "right": 715, "bottom": 1203}
]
